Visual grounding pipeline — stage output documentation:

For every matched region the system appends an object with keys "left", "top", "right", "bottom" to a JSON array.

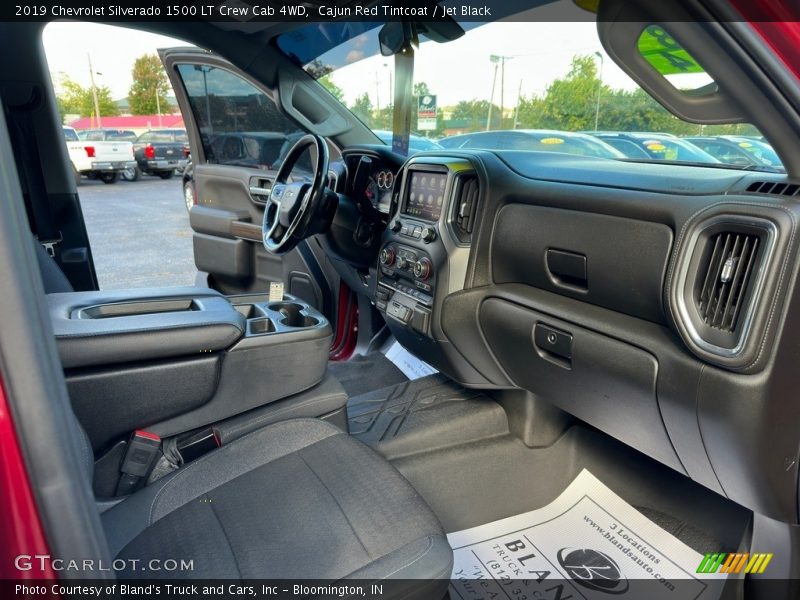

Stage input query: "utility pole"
[
  {"left": 486, "top": 56, "right": 499, "bottom": 131},
  {"left": 375, "top": 71, "right": 381, "bottom": 116},
  {"left": 499, "top": 56, "right": 505, "bottom": 129},
  {"left": 155, "top": 88, "right": 162, "bottom": 128},
  {"left": 513, "top": 80, "right": 523, "bottom": 130},
  {"left": 593, "top": 51, "right": 604, "bottom": 131},
  {"left": 488, "top": 55, "right": 514, "bottom": 130},
  {"left": 387, "top": 67, "right": 393, "bottom": 107},
  {"left": 87, "top": 54, "right": 101, "bottom": 129}
]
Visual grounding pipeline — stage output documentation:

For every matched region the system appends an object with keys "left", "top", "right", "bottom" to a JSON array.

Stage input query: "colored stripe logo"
[{"left": 697, "top": 552, "right": 773, "bottom": 574}]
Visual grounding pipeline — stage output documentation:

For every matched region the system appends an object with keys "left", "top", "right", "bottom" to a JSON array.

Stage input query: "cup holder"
[
  {"left": 282, "top": 315, "right": 320, "bottom": 328},
  {"left": 248, "top": 317, "right": 276, "bottom": 335},
  {"left": 235, "top": 304, "right": 260, "bottom": 319},
  {"left": 268, "top": 301, "right": 320, "bottom": 329}
]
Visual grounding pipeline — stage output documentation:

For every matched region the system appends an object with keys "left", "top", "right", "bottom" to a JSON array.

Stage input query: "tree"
[
  {"left": 374, "top": 105, "right": 393, "bottom": 131},
  {"left": 350, "top": 93, "right": 374, "bottom": 127},
  {"left": 451, "top": 99, "right": 500, "bottom": 131},
  {"left": 534, "top": 55, "right": 608, "bottom": 131},
  {"left": 319, "top": 74, "right": 344, "bottom": 103},
  {"left": 55, "top": 75, "right": 119, "bottom": 121},
  {"left": 413, "top": 81, "right": 430, "bottom": 97},
  {"left": 510, "top": 54, "right": 704, "bottom": 136},
  {"left": 128, "top": 54, "right": 172, "bottom": 115}
]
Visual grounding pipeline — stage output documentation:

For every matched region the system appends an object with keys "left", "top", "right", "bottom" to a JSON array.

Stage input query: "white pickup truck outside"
[{"left": 62, "top": 126, "right": 137, "bottom": 185}]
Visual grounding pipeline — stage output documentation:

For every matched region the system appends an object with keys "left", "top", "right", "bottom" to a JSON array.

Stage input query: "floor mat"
[
  {"left": 448, "top": 469, "right": 728, "bottom": 600},
  {"left": 328, "top": 352, "right": 408, "bottom": 397},
  {"left": 347, "top": 374, "right": 508, "bottom": 459},
  {"left": 392, "top": 424, "right": 747, "bottom": 556}
]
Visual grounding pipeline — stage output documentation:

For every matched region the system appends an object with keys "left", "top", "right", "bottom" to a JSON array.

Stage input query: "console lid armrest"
[{"left": 48, "top": 286, "right": 245, "bottom": 369}]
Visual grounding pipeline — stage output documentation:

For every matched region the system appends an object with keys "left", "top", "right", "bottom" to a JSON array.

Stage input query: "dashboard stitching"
[{"left": 664, "top": 199, "right": 795, "bottom": 369}]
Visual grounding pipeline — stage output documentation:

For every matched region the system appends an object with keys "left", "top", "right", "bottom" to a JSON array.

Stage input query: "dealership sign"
[{"left": 417, "top": 94, "right": 437, "bottom": 131}]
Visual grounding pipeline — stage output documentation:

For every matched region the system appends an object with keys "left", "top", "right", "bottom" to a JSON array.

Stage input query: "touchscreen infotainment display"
[{"left": 403, "top": 171, "right": 446, "bottom": 221}]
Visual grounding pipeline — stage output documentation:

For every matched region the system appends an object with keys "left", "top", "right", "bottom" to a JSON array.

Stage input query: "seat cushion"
[{"left": 102, "top": 419, "right": 452, "bottom": 587}]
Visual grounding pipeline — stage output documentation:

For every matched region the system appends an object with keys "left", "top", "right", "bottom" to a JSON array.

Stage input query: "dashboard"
[{"left": 329, "top": 144, "right": 800, "bottom": 526}]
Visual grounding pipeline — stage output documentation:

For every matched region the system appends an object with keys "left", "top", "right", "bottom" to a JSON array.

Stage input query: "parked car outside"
[
  {"left": 77, "top": 128, "right": 138, "bottom": 142},
  {"left": 62, "top": 126, "right": 137, "bottom": 185},
  {"left": 589, "top": 132, "right": 722, "bottom": 164},
  {"left": 683, "top": 135, "right": 784, "bottom": 171},
  {"left": 373, "top": 130, "right": 443, "bottom": 154},
  {"left": 76, "top": 129, "right": 141, "bottom": 180},
  {"left": 132, "top": 128, "right": 190, "bottom": 180},
  {"left": 439, "top": 129, "right": 626, "bottom": 159}
]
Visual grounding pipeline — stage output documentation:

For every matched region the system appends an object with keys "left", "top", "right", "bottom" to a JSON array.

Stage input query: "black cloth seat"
[{"left": 100, "top": 419, "right": 452, "bottom": 591}]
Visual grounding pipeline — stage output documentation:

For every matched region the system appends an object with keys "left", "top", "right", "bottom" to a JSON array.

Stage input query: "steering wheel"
[{"left": 262, "top": 134, "right": 331, "bottom": 255}]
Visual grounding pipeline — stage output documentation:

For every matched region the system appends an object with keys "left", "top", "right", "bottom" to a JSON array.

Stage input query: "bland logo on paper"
[
  {"left": 557, "top": 548, "right": 630, "bottom": 594},
  {"left": 696, "top": 552, "right": 773, "bottom": 575}
]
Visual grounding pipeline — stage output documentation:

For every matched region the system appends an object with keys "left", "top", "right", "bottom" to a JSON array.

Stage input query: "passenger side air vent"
[
  {"left": 452, "top": 174, "right": 480, "bottom": 243},
  {"left": 674, "top": 212, "right": 781, "bottom": 367},
  {"left": 695, "top": 231, "right": 761, "bottom": 333},
  {"left": 745, "top": 181, "right": 800, "bottom": 197}
]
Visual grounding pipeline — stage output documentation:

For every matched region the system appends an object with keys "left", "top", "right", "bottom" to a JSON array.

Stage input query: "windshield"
[{"left": 277, "top": 8, "right": 771, "bottom": 169}]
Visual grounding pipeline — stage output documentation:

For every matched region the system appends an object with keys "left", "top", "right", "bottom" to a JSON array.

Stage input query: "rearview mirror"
[{"left": 378, "top": 17, "right": 464, "bottom": 56}]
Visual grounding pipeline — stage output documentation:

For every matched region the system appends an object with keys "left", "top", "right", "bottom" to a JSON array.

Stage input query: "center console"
[
  {"left": 48, "top": 287, "right": 332, "bottom": 451},
  {"left": 376, "top": 160, "right": 470, "bottom": 334},
  {"left": 374, "top": 157, "right": 492, "bottom": 386}
]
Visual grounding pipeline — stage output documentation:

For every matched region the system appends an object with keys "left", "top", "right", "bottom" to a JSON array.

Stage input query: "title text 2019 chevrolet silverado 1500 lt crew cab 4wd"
[{"left": 62, "top": 126, "right": 136, "bottom": 185}]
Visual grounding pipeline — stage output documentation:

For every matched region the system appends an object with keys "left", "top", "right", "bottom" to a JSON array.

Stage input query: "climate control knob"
[
  {"left": 413, "top": 257, "right": 432, "bottom": 281},
  {"left": 379, "top": 246, "right": 396, "bottom": 266}
]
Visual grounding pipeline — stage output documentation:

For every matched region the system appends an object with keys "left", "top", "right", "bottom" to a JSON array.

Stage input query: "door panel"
[{"left": 159, "top": 48, "right": 337, "bottom": 317}]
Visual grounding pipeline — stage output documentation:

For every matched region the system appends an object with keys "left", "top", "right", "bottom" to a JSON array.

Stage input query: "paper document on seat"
[
  {"left": 383, "top": 340, "right": 437, "bottom": 380},
  {"left": 448, "top": 469, "right": 728, "bottom": 600}
]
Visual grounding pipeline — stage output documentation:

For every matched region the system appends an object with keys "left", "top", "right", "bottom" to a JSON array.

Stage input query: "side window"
[{"left": 176, "top": 64, "right": 308, "bottom": 172}]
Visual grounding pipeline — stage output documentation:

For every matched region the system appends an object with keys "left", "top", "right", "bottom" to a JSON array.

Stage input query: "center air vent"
[
  {"left": 452, "top": 174, "right": 480, "bottom": 243},
  {"left": 695, "top": 231, "right": 760, "bottom": 333}
]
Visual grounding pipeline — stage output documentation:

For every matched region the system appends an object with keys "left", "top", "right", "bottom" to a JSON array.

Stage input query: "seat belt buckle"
[
  {"left": 116, "top": 430, "right": 161, "bottom": 496},
  {"left": 37, "top": 233, "right": 63, "bottom": 258}
]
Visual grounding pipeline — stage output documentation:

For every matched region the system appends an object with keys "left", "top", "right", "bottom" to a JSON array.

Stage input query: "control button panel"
[{"left": 394, "top": 219, "right": 437, "bottom": 243}]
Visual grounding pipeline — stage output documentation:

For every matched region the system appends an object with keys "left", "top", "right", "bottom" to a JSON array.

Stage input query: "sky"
[
  {"left": 41, "top": 16, "right": 707, "bottom": 111},
  {"left": 43, "top": 22, "right": 191, "bottom": 100},
  {"left": 327, "top": 21, "right": 639, "bottom": 108}
]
